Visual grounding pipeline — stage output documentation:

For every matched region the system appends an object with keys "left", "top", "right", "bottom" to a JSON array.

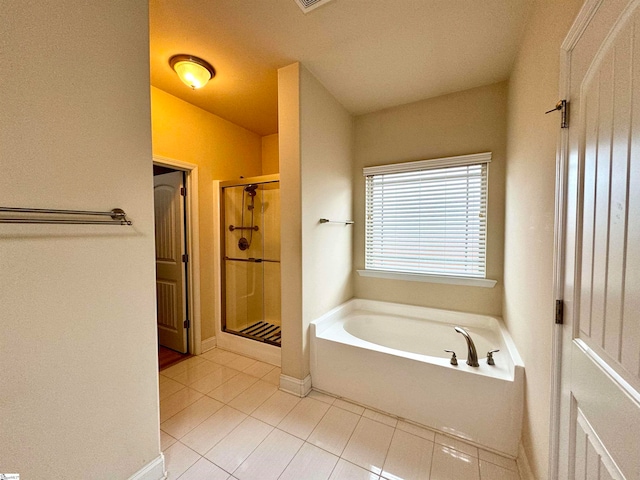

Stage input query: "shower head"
[{"left": 244, "top": 184, "right": 258, "bottom": 197}]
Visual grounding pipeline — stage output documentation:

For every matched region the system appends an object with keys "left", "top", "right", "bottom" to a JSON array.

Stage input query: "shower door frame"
[{"left": 219, "top": 174, "right": 281, "bottom": 347}]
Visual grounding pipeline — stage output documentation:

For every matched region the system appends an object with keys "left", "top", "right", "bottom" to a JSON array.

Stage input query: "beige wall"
[
  {"left": 0, "top": 1, "right": 161, "bottom": 478},
  {"left": 503, "top": 0, "right": 583, "bottom": 478},
  {"left": 354, "top": 82, "right": 508, "bottom": 316},
  {"left": 300, "top": 65, "right": 354, "bottom": 362},
  {"left": 279, "top": 63, "right": 354, "bottom": 380},
  {"left": 151, "top": 87, "right": 263, "bottom": 339},
  {"left": 262, "top": 134, "right": 280, "bottom": 174},
  {"left": 278, "top": 63, "right": 304, "bottom": 378}
]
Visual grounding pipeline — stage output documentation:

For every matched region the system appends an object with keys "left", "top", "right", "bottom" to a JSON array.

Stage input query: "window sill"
[{"left": 356, "top": 269, "right": 497, "bottom": 288}]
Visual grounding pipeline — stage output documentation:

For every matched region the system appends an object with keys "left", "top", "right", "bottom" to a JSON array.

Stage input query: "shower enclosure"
[{"left": 220, "top": 175, "right": 281, "bottom": 346}]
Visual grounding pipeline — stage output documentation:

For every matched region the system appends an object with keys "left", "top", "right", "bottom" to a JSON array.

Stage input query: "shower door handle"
[
  {"left": 225, "top": 256, "right": 263, "bottom": 263},
  {"left": 228, "top": 225, "right": 259, "bottom": 232},
  {"left": 225, "top": 256, "right": 280, "bottom": 263}
]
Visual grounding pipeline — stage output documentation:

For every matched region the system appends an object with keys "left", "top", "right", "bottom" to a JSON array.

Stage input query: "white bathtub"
[{"left": 310, "top": 299, "right": 524, "bottom": 457}]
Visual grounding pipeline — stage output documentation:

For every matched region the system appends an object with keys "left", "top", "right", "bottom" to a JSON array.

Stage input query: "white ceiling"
[{"left": 149, "top": 0, "right": 533, "bottom": 136}]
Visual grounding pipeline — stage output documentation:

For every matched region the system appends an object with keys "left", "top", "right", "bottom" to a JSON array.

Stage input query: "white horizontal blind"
[{"left": 364, "top": 153, "right": 490, "bottom": 278}]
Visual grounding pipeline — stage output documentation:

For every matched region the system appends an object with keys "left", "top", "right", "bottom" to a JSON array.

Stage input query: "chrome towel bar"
[
  {"left": 319, "top": 218, "right": 354, "bottom": 225},
  {"left": 0, "top": 207, "right": 132, "bottom": 225}
]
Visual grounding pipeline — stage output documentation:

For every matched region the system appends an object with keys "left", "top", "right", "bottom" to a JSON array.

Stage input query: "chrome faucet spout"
[{"left": 454, "top": 326, "right": 479, "bottom": 367}]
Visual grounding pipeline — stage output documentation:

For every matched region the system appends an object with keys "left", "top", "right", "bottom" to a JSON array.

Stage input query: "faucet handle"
[
  {"left": 444, "top": 350, "right": 458, "bottom": 366},
  {"left": 486, "top": 349, "right": 500, "bottom": 365}
]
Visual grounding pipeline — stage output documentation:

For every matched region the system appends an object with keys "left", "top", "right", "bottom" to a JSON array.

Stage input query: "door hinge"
[
  {"left": 555, "top": 299, "right": 564, "bottom": 325},
  {"left": 183, "top": 319, "right": 190, "bottom": 329},
  {"left": 182, "top": 253, "right": 189, "bottom": 263},
  {"left": 180, "top": 187, "right": 186, "bottom": 196},
  {"left": 545, "top": 100, "right": 569, "bottom": 128}
]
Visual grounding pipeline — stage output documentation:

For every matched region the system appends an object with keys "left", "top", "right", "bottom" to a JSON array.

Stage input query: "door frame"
[
  {"left": 153, "top": 155, "right": 202, "bottom": 355},
  {"left": 549, "top": 0, "right": 616, "bottom": 478}
]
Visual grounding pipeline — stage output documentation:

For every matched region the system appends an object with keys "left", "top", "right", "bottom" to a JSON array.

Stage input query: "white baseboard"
[
  {"left": 128, "top": 453, "right": 166, "bottom": 480},
  {"left": 279, "top": 374, "right": 312, "bottom": 397},
  {"left": 201, "top": 336, "right": 217, "bottom": 353},
  {"left": 517, "top": 442, "right": 534, "bottom": 480}
]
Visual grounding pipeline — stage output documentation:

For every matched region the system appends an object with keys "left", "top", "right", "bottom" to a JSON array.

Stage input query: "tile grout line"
[
  {"left": 201, "top": 398, "right": 280, "bottom": 470},
  {"left": 228, "top": 420, "right": 301, "bottom": 479},
  {"left": 301, "top": 400, "right": 432, "bottom": 479},
  {"left": 292, "top": 399, "right": 368, "bottom": 473},
  {"left": 206, "top": 376, "right": 259, "bottom": 406},
  {"left": 160, "top": 389, "right": 209, "bottom": 426},
  {"left": 204, "top": 387, "right": 289, "bottom": 477},
  {"left": 334, "top": 407, "right": 365, "bottom": 465},
  {"left": 201, "top": 410, "right": 275, "bottom": 478},
  {"left": 376, "top": 423, "right": 398, "bottom": 480},
  {"left": 163, "top": 391, "right": 230, "bottom": 435},
  {"left": 273, "top": 435, "right": 306, "bottom": 480},
  {"left": 289, "top": 394, "right": 334, "bottom": 441},
  {"left": 160, "top": 359, "right": 239, "bottom": 424},
  {"left": 427, "top": 439, "right": 436, "bottom": 480},
  {"left": 164, "top": 350, "right": 517, "bottom": 480},
  {"left": 339, "top": 457, "right": 383, "bottom": 480},
  {"left": 238, "top": 384, "right": 280, "bottom": 417},
  {"left": 160, "top": 354, "right": 282, "bottom": 479},
  {"left": 319, "top": 389, "right": 512, "bottom": 464},
  {"left": 163, "top": 366, "right": 260, "bottom": 445},
  {"left": 370, "top": 410, "right": 398, "bottom": 478},
  {"left": 172, "top": 441, "right": 202, "bottom": 480},
  {"left": 324, "top": 454, "right": 340, "bottom": 480},
  {"left": 334, "top": 402, "right": 400, "bottom": 478}
]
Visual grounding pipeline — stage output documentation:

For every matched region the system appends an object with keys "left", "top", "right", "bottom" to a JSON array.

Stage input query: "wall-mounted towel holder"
[
  {"left": 0, "top": 207, "right": 133, "bottom": 225},
  {"left": 319, "top": 218, "right": 354, "bottom": 225}
]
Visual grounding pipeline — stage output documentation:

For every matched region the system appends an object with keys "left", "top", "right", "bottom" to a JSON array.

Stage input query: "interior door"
[
  {"left": 154, "top": 171, "right": 187, "bottom": 353},
  {"left": 559, "top": 0, "right": 640, "bottom": 478}
]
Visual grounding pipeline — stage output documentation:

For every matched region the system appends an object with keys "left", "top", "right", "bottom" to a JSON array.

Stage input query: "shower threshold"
[{"left": 226, "top": 321, "right": 281, "bottom": 346}]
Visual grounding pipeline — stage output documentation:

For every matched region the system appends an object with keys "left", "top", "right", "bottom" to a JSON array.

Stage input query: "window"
[{"left": 363, "top": 152, "right": 491, "bottom": 282}]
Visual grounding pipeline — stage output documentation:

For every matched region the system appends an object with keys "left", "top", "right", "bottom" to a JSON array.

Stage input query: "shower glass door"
[{"left": 221, "top": 177, "right": 280, "bottom": 346}]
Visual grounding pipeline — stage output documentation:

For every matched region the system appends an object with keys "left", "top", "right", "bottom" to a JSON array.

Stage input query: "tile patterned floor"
[{"left": 160, "top": 348, "right": 521, "bottom": 480}]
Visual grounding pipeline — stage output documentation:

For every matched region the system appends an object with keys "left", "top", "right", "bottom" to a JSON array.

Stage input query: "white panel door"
[
  {"left": 154, "top": 171, "right": 187, "bottom": 353},
  {"left": 559, "top": 1, "right": 640, "bottom": 478}
]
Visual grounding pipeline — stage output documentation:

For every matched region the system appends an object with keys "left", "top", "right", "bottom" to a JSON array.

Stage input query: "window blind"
[{"left": 364, "top": 153, "right": 490, "bottom": 278}]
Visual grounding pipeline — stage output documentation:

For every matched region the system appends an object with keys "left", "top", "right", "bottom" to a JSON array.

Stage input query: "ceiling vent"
[{"left": 294, "top": 0, "right": 334, "bottom": 13}]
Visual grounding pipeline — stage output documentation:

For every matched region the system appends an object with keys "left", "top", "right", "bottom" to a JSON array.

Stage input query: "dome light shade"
[{"left": 169, "top": 55, "right": 215, "bottom": 90}]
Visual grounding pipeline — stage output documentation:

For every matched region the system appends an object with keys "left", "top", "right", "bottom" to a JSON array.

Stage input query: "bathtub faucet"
[{"left": 454, "top": 326, "right": 479, "bottom": 367}]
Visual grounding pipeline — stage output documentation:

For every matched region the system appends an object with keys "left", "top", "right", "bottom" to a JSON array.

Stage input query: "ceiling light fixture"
[{"left": 169, "top": 54, "right": 216, "bottom": 90}]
